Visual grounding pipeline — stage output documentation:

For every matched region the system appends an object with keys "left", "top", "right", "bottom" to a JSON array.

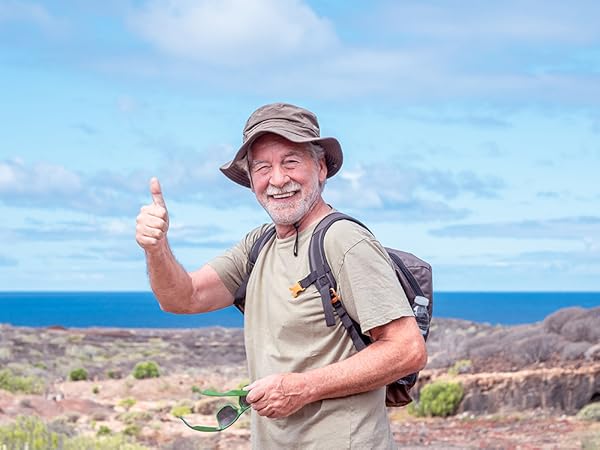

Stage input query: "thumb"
[{"left": 150, "top": 177, "right": 166, "bottom": 208}]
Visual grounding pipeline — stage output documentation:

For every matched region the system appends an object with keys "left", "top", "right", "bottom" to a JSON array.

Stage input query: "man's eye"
[
  {"left": 253, "top": 165, "right": 270, "bottom": 173},
  {"left": 283, "top": 160, "right": 300, "bottom": 167}
]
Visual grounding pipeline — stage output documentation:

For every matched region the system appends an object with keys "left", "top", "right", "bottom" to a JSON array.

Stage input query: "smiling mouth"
[{"left": 271, "top": 191, "right": 297, "bottom": 199}]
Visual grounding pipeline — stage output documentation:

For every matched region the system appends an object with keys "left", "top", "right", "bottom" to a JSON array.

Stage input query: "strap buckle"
[{"left": 289, "top": 282, "right": 305, "bottom": 298}]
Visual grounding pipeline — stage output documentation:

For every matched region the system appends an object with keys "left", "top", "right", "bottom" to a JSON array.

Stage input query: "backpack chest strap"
[{"left": 289, "top": 265, "right": 337, "bottom": 327}]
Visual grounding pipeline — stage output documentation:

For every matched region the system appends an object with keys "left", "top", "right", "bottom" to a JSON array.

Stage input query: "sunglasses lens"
[
  {"left": 216, "top": 405, "right": 238, "bottom": 427},
  {"left": 239, "top": 396, "right": 250, "bottom": 408}
]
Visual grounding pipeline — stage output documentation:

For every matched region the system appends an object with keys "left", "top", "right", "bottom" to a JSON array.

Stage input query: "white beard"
[{"left": 259, "top": 179, "right": 321, "bottom": 225}]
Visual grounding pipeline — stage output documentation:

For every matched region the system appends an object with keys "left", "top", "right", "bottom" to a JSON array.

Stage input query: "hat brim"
[{"left": 220, "top": 130, "right": 343, "bottom": 189}]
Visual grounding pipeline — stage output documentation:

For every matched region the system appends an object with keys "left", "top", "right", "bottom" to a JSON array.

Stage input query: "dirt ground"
[
  {"left": 1, "top": 373, "right": 598, "bottom": 449},
  {"left": 1, "top": 323, "right": 599, "bottom": 449}
]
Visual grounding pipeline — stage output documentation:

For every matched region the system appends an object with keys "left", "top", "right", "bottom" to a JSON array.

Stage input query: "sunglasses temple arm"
[
  {"left": 200, "top": 389, "right": 249, "bottom": 397},
  {"left": 177, "top": 416, "right": 222, "bottom": 433}
]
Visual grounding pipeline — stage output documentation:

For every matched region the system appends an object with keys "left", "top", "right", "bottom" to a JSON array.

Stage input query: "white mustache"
[{"left": 265, "top": 181, "right": 301, "bottom": 196}]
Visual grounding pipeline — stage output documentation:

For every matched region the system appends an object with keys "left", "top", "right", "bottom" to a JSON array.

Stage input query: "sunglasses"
[{"left": 177, "top": 388, "right": 250, "bottom": 432}]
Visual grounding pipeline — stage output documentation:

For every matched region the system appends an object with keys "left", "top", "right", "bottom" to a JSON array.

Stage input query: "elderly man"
[{"left": 136, "top": 103, "right": 427, "bottom": 449}]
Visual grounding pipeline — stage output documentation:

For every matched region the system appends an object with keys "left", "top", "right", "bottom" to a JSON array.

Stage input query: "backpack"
[{"left": 233, "top": 212, "right": 433, "bottom": 407}]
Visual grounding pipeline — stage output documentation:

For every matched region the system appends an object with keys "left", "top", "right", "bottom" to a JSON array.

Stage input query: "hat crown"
[
  {"left": 243, "top": 103, "right": 320, "bottom": 143},
  {"left": 221, "top": 102, "right": 343, "bottom": 189}
]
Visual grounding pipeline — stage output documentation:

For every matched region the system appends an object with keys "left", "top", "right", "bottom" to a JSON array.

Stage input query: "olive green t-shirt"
[{"left": 209, "top": 216, "right": 413, "bottom": 449}]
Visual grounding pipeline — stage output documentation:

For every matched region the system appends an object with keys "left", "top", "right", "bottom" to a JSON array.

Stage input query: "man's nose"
[{"left": 269, "top": 165, "right": 290, "bottom": 188}]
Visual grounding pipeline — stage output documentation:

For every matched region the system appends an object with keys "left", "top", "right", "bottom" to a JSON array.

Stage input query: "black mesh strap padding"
[
  {"left": 308, "top": 212, "right": 369, "bottom": 331},
  {"left": 233, "top": 225, "right": 276, "bottom": 313}
]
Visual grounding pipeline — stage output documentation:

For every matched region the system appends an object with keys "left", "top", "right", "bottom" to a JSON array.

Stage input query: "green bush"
[
  {"left": 118, "top": 411, "right": 152, "bottom": 425},
  {"left": 410, "top": 380, "right": 464, "bottom": 417},
  {"left": 132, "top": 361, "right": 160, "bottom": 379},
  {"left": 0, "top": 416, "right": 149, "bottom": 450},
  {"left": 97, "top": 425, "right": 112, "bottom": 436},
  {"left": 65, "top": 434, "right": 147, "bottom": 450},
  {"left": 123, "top": 424, "right": 141, "bottom": 438},
  {"left": 0, "top": 369, "right": 43, "bottom": 394},
  {"left": 577, "top": 402, "right": 600, "bottom": 421},
  {"left": 69, "top": 368, "right": 88, "bottom": 381},
  {"left": 448, "top": 359, "right": 473, "bottom": 376},
  {"left": 119, "top": 397, "right": 137, "bottom": 410},
  {"left": 107, "top": 369, "right": 122, "bottom": 379},
  {"left": 0, "top": 415, "right": 60, "bottom": 449},
  {"left": 171, "top": 404, "right": 193, "bottom": 418}
]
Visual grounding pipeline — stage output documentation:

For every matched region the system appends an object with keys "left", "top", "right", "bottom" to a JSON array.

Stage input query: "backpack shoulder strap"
[
  {"left": 293, "top": 212, "right": 368, "bottom": 323},
  {"left": 233, "top": 225, "right": 276, "bottom": 313},
  {"left": 303, "top": 212, "right": 372, "bottom": 349},
  {"left": 248, "top": 225, "right": 277, "bottom": 271}
]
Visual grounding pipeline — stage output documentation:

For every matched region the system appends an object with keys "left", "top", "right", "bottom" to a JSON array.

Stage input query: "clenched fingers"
[
  {"left": 136, "top": 178, "right": 170, "bottom": 251},
  {"left": 139, "top": 204, "right": 168, "bottom": 225},
  {"left": 244, "top": 373, "right": 308, "bottom": 419}
]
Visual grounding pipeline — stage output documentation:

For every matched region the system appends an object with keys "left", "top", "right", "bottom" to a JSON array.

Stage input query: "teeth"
[{"left": 272, "top": 191, "right": 295, "bottom": 199}]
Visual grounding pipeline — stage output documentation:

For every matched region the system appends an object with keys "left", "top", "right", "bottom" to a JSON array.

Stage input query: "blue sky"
[{"left": 1, "top": 0, "right": 599, "bottom": 292}]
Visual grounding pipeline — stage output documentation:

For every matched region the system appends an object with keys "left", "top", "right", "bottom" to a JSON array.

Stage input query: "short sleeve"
[
  {"left": 325, "top": 222, "right": 414, "bottom": 334},
  {"left": 207, "top": 224, "right": 272, "bottom": 295}
]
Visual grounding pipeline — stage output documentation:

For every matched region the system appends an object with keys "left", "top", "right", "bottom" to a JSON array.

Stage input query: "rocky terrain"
[{"left": 0, "top": 306, "right": 599, "bottom": 449}]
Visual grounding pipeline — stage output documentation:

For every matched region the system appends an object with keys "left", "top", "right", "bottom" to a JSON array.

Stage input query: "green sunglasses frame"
[{"left": 177, "top": 388, "right": 250, "bottom": 432}]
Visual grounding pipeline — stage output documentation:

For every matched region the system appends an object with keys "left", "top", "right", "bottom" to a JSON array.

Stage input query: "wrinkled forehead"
[{"left": 247, "top": 133, "right": 308, "bottom": 161}]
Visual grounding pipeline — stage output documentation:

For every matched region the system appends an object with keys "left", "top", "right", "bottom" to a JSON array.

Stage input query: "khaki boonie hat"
[{"left": 220, "top": 103, "right": 343, "bottom": 188}]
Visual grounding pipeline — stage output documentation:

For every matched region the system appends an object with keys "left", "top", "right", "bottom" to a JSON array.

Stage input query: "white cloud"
[
  {"left": 0, "top": 145, "right": 254, "bottom": 216},
  {"left": 50, "top": 0, "right": 588, "bottom": 104},
  {"left": 0, "top": 158, "right": 82, "bottom": 197},
  {"left": 377, "top": 1, "right": 600, "bottom": 44},
  {"left": 0, "top": 159, "right": 139, "bottom": 216},
  {"left": 0, "top": 254, "right": 18, "bottom": 267},
  {"left": 325, "top": 162, "right": 502, "bottom": 221},
  {"left": 431, "top": 216, "right": 600, "bottom": 241},
  {"left": 0, "top": 1, "right": 64, "bottom": 32},
  {"left": 128, "top": 0, "right": 339, "bottom": 66}
]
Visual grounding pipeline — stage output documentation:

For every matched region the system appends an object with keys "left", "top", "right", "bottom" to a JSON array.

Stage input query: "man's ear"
[{"left": 318, "top": 157, "right": 327, "bottom": 184}]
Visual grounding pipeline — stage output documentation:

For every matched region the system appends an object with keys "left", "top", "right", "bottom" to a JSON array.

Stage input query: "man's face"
[{"left": 248, "top": 134, "right": 327, "bottom": 226}]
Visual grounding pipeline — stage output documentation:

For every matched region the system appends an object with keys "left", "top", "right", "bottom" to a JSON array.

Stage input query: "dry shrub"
[
  {"left": 193, "top": 397, "right": 223, "bottom": 415},
  {"left": 468, "top": 343, "right": 505, "bottom": 360},
  {"left": 463, "top": 331, "right": 507, "bottom": 355},
  {"left": 511, "top": 334, "right": 563, "bottom": 365},
  {"left": 508, "top": 325, "right": 545, "bottom": 342},
  {"left": 585, "top": 344, "right": 600, "bottom": 361},
  {"left": 561, "top": 316, "right": 600, "bottom": 343},
  {"left": 427, "top": 353, "right": 457, "bottom": 369},
  {"left": 543, "top": 307, "right": 586, "bottom": 334},
  {"left": 560, "top": 342, "right": 592, "bottom": 361}
]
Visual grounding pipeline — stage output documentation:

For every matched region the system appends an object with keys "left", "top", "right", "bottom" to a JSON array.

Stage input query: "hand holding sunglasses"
[{"left": 177, "top": 388, "right": 250, "bottom": 432}]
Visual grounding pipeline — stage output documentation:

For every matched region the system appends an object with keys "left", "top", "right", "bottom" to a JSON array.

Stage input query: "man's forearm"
[
  {"left": 245, "top": 318, "right": 427, "bottom": 419},
  {"left": 299, "top": 318, "right": 426, "bottom": 403},
  {"left": 145, "top": 240, "right": 194, "bottom": 313}
]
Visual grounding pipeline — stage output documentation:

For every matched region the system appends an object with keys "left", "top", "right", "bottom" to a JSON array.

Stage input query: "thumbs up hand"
[{"left": 136, "top": 177, "right": 170, "bottom": 252}]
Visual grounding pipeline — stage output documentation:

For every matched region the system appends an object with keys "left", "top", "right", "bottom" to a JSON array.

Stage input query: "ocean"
[{"left": 0, "top": 291, "right": 599, "bottom": 329}]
